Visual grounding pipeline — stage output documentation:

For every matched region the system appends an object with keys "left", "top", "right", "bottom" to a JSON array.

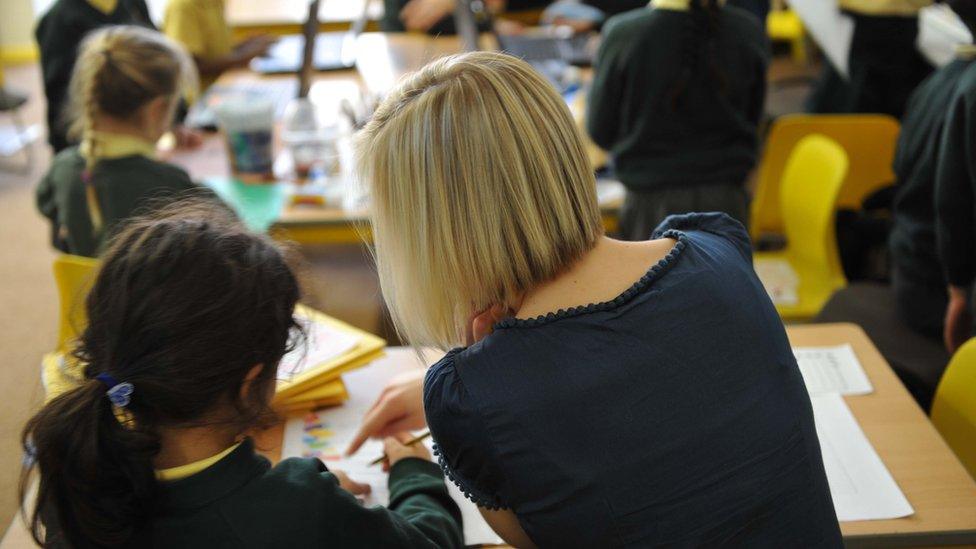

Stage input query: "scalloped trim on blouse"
[
  {"left": 495, "top": 230, "right": 689, "bottom": 329},
  {"left": 432, "top": 443, "right": 509, "bottom": 511}
]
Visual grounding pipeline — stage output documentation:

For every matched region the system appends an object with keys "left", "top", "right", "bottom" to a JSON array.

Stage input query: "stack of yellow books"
[
  {"left": 274, "top": 305, "right": 386, "bottom": 413},
  {"left": 41, "top": 304, "right": 385, "bottom": 414}
]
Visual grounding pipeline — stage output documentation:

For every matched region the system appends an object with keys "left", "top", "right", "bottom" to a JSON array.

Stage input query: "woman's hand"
[
  {"left": 346, "top": 369, "right": 427, "bottom": 456},
  {"left": 332, "top": 469, "right": 372, "bottom": 497},
  {"left": 944, "top": 285, "right": 972, "bottom": 354}
]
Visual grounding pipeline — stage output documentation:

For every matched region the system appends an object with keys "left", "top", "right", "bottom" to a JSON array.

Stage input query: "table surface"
[
  {"left": 787, "top": 324, "right": 976, "bottom": 546},
  {"left": 166, "top": 33, "right": 615, "bottom": 235},
  {"left": 4, "top": 323, "right": 976, "bottom": 547}
]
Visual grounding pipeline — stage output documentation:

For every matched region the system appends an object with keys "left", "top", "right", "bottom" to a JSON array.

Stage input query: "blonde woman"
[
  {"left": 36, "top": 25, "right": 206, "bottom": 257},
  {"left": 351, "top": 52, "right": 842, "bottom": 547}
]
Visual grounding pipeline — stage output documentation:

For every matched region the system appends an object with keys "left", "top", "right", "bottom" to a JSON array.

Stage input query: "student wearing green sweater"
[
  {"left": 890, "top": 0, "right": 976, "bottom": 343},
  {"left": 20, "top": 201, "right": 464, "bottom": 549},
  {"left": 587, "top": 0, "right": 769, "bottom": 240},
  {"left": 36, "top": 26, "right": 203, "bottom": 258},
  {"left": 935, "top": 45, "right": 976, "bottom": 354}
]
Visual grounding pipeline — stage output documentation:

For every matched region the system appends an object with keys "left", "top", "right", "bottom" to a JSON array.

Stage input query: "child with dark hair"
[
  {"left": 587, "top": 0, "right": 769, "bottom": 240},
  {"left": 20, "top": 199, "right": 464, "bottom": 549}
]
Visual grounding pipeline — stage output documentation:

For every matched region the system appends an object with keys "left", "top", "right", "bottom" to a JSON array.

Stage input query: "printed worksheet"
[
  {"left": 793, "top": 344, "right": 873, "bottom": 395},
  {"left": 281, "top": 350, "right": 504, "bottom": 546},
  {"left": 810, "top": 393, "right": 914, "bottom": 521}
]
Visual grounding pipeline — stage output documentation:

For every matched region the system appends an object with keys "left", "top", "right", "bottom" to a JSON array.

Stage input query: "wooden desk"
[
  {"left": 788, "top": 323, "right": 976, "bottom": 547},
  {"left": 167, "top": 33, "right": 621, "bottom": 245},
  {"left": 5, "top": 324, "right": 976, "bottom": 547}
]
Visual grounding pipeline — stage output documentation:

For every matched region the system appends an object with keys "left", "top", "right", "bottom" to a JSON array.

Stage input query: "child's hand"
[
  {"left": 332, "top": 469, "right": 371, "bottom": 497},
  {"left": 382, "top": 434, "right": 431, "bottom": 472}
]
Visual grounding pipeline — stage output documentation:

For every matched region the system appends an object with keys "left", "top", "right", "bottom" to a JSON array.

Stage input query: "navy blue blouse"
[{"left": 424, "top": 213, "right": 842, "bottom": 548}]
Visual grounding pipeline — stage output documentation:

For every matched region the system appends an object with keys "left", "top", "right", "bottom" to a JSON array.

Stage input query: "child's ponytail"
[{"left": 21, "top": 372, "right": 160, "bottom": 548}]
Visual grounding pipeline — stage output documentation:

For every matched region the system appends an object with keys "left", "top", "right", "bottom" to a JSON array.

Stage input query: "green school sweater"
[
  {"left": 43, "top": 440, "right": 464, "bottom": 548},
  {"left": 36, "top": 148, "right": 203, "bottom": 257},
  {"left": 890, "top": 54, "right": 976, "bottom": 287},
  {"left": 35, "top": 0, "right": 154, "bottom": 152},
  {"left": 587, "top": 5, "right": 769, "bottom": 190},
  {"left": 935, "top": 61, "right": 976, "bottom": 287}
]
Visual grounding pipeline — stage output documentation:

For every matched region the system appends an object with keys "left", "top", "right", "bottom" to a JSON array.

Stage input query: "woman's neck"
[
  {"left": 154, "top": 424, "right": 241, "bottom": 470},
  {"left": 515, "top": 235, "right": 678, "bottom": 320}
]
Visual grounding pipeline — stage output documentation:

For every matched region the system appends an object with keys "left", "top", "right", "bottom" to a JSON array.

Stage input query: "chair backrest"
[
  {"left": 751, "top": 114, "right": 900, "bottom": 240},
  {"left": 780, "top": 134, "right": 849, "bottom": 289},
  {"left": 931, "top": 338, "right": 976, "bottom": 479},
  {"left": 53, "top": 255, "right": 100, "bottom": 352}
]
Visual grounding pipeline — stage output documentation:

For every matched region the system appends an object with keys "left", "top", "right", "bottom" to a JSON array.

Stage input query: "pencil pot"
[{"left": 215, "top": 99, "right": 276, "bottom": 184}]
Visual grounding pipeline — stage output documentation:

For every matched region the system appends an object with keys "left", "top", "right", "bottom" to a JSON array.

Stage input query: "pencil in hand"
[{"left": 369, "top": 430, "right": 432, "bottom": 466}]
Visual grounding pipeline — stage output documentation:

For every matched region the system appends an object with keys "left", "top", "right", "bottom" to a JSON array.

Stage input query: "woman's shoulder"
[{"left": 653, "top": 212, "right": 753, "bottom": 261}]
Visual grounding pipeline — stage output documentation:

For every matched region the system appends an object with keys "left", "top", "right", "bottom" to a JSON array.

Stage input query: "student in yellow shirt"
[
  {"left": 807, "top": 0, "right": 934, "bottom": 118},
  {"left": 163, "top": 0, "right": 276, "bottom": 89}
]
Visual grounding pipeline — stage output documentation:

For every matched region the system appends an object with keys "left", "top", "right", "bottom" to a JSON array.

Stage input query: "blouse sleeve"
[
  {"left": 652, "top": 212, "right": 753, "bottom": 261},
  {"left": 423, "top": 350, "right": 510, "bottom": 511}
]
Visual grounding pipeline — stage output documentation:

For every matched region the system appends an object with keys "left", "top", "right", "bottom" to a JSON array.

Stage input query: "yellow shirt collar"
[
  {"left": 156, "top": 443, "right": 242, "bottom": 482},
  {"left": 957, "top": 44, "right": 976, "bottom": 60},
  {"left": 87, "top": 0, "right": 119, "bottom": 15},
  {"left": 80, "top": 131, "right": 158, "bottom": 161},
  {"left": 651, "top": 0, "right": 690, "bottom": 10}
]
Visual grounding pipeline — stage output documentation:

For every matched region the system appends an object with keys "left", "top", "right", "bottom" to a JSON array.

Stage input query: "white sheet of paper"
[
  {"left": 793, "top": 344, "right": 873, "bottom": 395},
  {"left": 281, "top": 350, "right": 504, "bottom": 546},
  {"left": 277, "top": 318, "right": 361, "bottom": 380},
  {"left": 754, "top": 258, "right": 799, "bottom": 306},
  {"left": 789, "top": 0, "right": 855, "bottom": 78},
  {"left": 810, "top": 393, "right": 914, "bottom": 521}
]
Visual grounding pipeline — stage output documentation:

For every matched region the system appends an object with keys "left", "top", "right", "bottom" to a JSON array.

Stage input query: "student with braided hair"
[
  {"left": 36, "top": 26, "right": 206, "bottom": 258},
  {"left": 587, "top": 0, "right": 769, "bottom": 241}
]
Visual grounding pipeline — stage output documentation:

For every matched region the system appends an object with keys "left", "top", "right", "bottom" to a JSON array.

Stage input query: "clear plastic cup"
[{"left": 215, "top": 99, "right": 276, "bottom": 184}]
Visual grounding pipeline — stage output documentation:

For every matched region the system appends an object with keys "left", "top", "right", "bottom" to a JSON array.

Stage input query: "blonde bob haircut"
[{"left": 356, "top": 52, "right": 603, "bottom": 350}]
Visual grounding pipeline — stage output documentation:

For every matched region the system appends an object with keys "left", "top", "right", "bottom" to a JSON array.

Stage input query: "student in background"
[
  {"left": 20, "top": 200, "right": 464, "bottom": 549},
  {"left": 36, "top": 26, "right": 201, "bottom": 258},
  {"left": 891, "top": 0, "right": 976, "bottom": 344},
  {"left": 163, "top": 0, "right": 276, "bottom": 90},
  {"left": 35, "top": 0, "right": 155, "bottom": 152},
  {"left": 807, "top": 0, "right": 934, "bottom": 118},
  {"left": 587, "top": 0, "right": 769, "bottom": 240},
  {"left": 351, "top": 52, "right": 841, "bottom": 547},
  {"left": 935, "top": 32, "right": 976, "bottom": 354}
]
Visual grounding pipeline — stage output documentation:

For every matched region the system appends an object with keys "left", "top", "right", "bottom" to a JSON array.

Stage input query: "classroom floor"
[{"left": 0, "top": 51, "right": 816, "bottom": 536}]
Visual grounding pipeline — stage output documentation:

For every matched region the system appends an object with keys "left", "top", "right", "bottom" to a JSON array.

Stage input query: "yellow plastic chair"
[
  {"left": 931, "top": 338, "right": 976, "bottom": 479},
  {"left": 750, "top": 114, "right": 901, "bottom": 242},
  {"left": 754, "top": 135, "right": 849, "bottom": 321},
  {"left": 42, "top": 255, "right": 99, "bottom": 400}
]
